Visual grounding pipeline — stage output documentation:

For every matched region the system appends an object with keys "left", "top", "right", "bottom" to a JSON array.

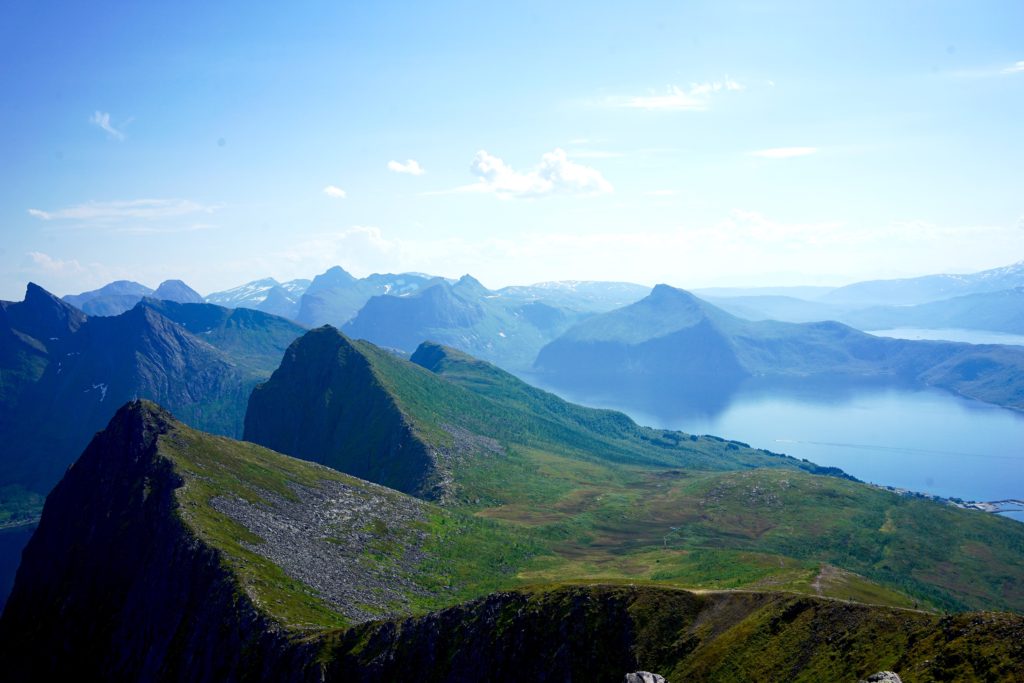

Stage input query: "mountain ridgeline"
[
  {"left": 3, "top": 401, "right": 1024, "bottom": 681},
  {"left": 63, "top": 279, "right": 204, "bottom": 316},
  {"left": 245, "top": 327, "right": 441, "bottom": 500},
  {"left": 341, "top": 275, "right": 588, "bottom": 371},
  {"left": 535, "top": 284, "right": 1024, "bottom": 411},
  {"left": 245, "top": 326, "right": 848, "bottom": 503},
  {"left": 0, "top": 286, "right": 305, "bottom": 494},
  {"left": 241, "top": 327, "right": 1024, "bottom": 617},
  {"left": 0, "top": 285, "right": 306, "bottom": 607}
]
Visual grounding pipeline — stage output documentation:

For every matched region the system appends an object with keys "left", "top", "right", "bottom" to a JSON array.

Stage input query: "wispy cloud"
[
  {"left": 89, "top": 111, "right": 127, "bottom": 140},
  {"left": 602, "top": 79, "right": 744, "bottom": 112},
  {"left": 949, "top": 60, "right": 1024, "bottom": 78},
  {"left": 387, "top": 159, "right": 425, "bottom": 175},
  {"left": 440, "top": 148, "right": 613, "bottom": 199},
  {"left": 750, "top": 147, "right": 818, "bottom": 159},
  {"left": 323, "top": 185, "right": 347, "bottom": 198},
  {"left": 27, "top": 251, "right": 86, "bottom": 275},
  {"left": 27, "top": 199, "right": 219, "bottom": 225},
  {"left": 113, "top": 223, "right": 217, "bottom": 235}
]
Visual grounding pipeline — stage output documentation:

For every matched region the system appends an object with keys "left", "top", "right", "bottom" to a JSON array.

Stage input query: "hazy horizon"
[{"left": 3, "top": 1, "right": 1022, "bottom": 300}]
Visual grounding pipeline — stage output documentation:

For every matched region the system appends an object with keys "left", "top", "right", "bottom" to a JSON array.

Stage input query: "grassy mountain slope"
[
  {"left": 139, "top": 298, "right": 306, "bottom": 375},
  {"left": 245, "top": 327, "right": 1024, "bottom": 612},
  {"left": 2, "top": 402, "right": 1022, "bottom": 681}
]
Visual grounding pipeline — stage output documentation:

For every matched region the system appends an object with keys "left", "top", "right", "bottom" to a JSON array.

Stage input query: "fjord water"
[
  {"left": 868, "top": 328, "right": 1024, "bottom": 346},
  {"left": 529, "top": 375, "right": 1024, "bottom": 520}
]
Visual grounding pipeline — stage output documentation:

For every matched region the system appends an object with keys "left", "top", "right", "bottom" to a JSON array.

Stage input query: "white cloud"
[
  {"left": 604, "top": 79, "right": 744, "bottom": 112},
  {"left": 26, "top": 199, "right": 218, "bottom": 224},
  {"left": 387, "top": 159, "right": 425, "bottom": 175},
  {"left": 27, "top": 251, "right": 86, "bottom": 275},
  {"left": 323, "top": 185, "right": 347, "bottom": 198},
  {"left": 279, "top": 226, "right": 399, "bottom": 275},
  {"left": 255, "top": 212, "right": 1024, "bottom": 293},
  {"left": 750, "top": 147, "right": 818, "bottom": 159},
  {"left": 89, "top": 111, "right": 126, "bottom": 140},
  {"left": 950, "top": 60, "right": 1024, "bottom": 78},
  {"left": 453, "top": 148, "right": 613, "bottom": 199}
]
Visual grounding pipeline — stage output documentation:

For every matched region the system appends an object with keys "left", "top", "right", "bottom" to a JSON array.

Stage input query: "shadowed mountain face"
[
  {"left": 1, "top": 302, "right": 252, "bottom": 492},
  {"left": 0, "top": 287, "right": 306, "bottom": 607},
  {"left": 1, "top": 288, "right": 307, "bottom": 484},
  {"left": 245, "top": 327, "right": 440, "bottom": 500},
  {"left": 2, "top": 401, "right": 1023, "bottom": 681},
  {"left": 0, "top": 283, "right": 86, "bottom": 412},
  {"left": 535, "top": 284, "right": 1024, "bottom": 411}
]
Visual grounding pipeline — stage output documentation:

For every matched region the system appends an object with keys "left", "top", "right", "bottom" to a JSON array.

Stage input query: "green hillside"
[
  {"left": 4, "top": 400, "right": 1023, "bottom": 681},
  {"left": 245, "top": 327, "right": 1024, "bottom": 613}
]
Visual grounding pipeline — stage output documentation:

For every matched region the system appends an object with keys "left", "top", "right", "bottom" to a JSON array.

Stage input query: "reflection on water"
[{"left": 524, "top": 372, "right": 1024, "bottom": 506}]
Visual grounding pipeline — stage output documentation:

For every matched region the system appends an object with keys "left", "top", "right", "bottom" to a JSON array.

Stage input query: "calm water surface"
[
  {"left": 868, "top": 327, "right": 1024, "bottom": 346},
  {"left": 529, "top": 375, "right": 1024, "bottom": 512}
]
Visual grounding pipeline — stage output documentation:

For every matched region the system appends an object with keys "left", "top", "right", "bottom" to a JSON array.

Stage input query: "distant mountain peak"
[
  {"left": 318, "top": 265, "right": 357, "bottom": 283},
  {"left": 19, "top": 282, "right": 88, "bottom": 332},
  {"left": 153, "top": 279, "right": 203, "bottom": 304},
  {"left": 649, "top": 283, "right": 689, "bottom": 297},
  {"left": 24, "top": 281, "right": 64, "bottom": 306}
]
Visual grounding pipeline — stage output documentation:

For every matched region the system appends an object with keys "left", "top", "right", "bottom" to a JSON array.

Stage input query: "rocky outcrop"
[
  {"left": 860, "top": 673, "right": 902, "bottom": 683},
  {"left": 624, "top": 673, "right": 666, "bottom": 683}
]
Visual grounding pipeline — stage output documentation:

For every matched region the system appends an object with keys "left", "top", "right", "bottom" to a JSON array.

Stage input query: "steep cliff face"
[
  {"left": 0, "top": 402, "right": 313, "bottom": 682},
  {"left": 245, "top": 326, "right": 441, "bottom": 499}
]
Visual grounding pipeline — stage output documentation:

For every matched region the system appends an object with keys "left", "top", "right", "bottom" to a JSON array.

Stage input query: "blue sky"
[{"left": 2, "top": 0, "right": 1022, "bottom": 299}]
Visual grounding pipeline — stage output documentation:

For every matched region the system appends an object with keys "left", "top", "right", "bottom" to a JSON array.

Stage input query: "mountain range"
[
  {"left": 63, "top": 279, "right": 204, "bottom": 316},
  {"left": 0, "top": 285, "right": 306, "bottom": 605},
  {"left": 841, "top": 287, "right": 1024, "bottom": 335},
  {"left": 535, "top": 284, "right": 1024, "bottom": 412},
  {"left": 2, "top": 330, "right": 1024, "bottom": 678},
  {"left": 205, "top": 277, "right": 311, "bottom": 319},
  {"left": 341, "top": 275, "right": 591, "bottom": 370},
  {"left": 822, "top": 260, "right": 1024, "bottom": 307}
]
